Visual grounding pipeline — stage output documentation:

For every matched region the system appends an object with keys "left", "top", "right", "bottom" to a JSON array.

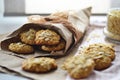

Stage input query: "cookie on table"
[
  {"left": 22, "top": 57, "right": 57, "bottom": 73},
  {"left": 20, "top": 29, "right": 36, "bottom": 45},
  {"left": 35, "top": 29, "right": 60, "bottom": 45},
  {"left": 82, "top": 43, "right": 115, "bottom": 61},
  {"left": 92, "top": 53, "right": 112, "bottom": 70},
  {"left": 81, "top": 43, "right": 115, "bottom": 70},
  {"left": 41, "top": 40, "right": 65, "bottom": 52},
  {"left": 83, "top": 51, "right": 112, "bottom": 70},
  {"left": 9, "top": 42, "right": 34, "bottom": 54},
  {"left": 62, "top": 54, "right": 95, "bottom": 79}
]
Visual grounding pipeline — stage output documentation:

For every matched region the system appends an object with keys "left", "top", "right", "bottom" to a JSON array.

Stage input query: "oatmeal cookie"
[
  {"left": 93, "top": 53, "right": 112, "bottom": 70},
  {"left": 62, "top": 54, "right": 95, "bottom": 79},
  {"left": 35, "top": 29, "right": 60, "bottom": 45},
  {"left": 82, "top": 43, "right": 115, "bottom": 61},
  {"left": 22, "top": 57, "right": 57, "bottom": 73},
  {"left": 9, "top": 42, "right": 34, "bottom": 54},
  {"left": 20, "top": 29, "right": 36, "bottom": 45},
  {"left": 41, "top": 40, "right": 65, "bottom": 52},
  {"left": 82, "top": 43, "right": 115, "bottom": 70},
  {"left": 84, "top": 52, "right": 112, "bottom": 70}
]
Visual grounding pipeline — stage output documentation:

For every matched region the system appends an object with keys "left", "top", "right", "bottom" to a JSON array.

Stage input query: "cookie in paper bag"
[
  {"left": 22, "top": 57, "right": 57, "bottom": 73},
  {"left": 20, "top": 29, "right": 36, "bottom": 45},
  {"left": 35, "top": 29, "right": 60, "bottom": 45},
  {"left": 9, "top": 42, "right": 34, "bottom": 54},
  {"left": 41, "top": 40, "right": 65, "bottom": 52}
]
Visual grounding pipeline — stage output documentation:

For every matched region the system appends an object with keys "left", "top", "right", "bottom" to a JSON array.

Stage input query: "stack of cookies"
[
  {"left": 81, "top": 43, "right": 115, "bottom": 70},
  {"left": 62, "top": 43, "right": 115, "bottom": 79},
  {"left": 8, "top": 28, "right": 65, "bottom": 54}
]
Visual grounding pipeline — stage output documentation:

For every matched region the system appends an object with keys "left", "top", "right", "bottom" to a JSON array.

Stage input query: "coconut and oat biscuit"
[
  {"left": 92, "top": 53, "right": 112, "bottom": 70},
  {"left": 20, "top": 29, "right": 36, "bottom": 45},
  {"left": 9, "top": 42, "right": 34, "bottom": 54},
  {"left": 22, "top": 57, "right": 57, "bottom": 73},
  {"left": 35, "top": 29, "right": 60, "bottom": 45},
  {"left": 82, "top": 43, "right": 115, "bottom": 70},
  {"left": 62, "top": 54, "right": 95, "bottom": 79},
  {"left": 83, "top": 51, "right": 112, "bottom": 70},
  {"left": 41, "top": 40, "right": 65, "bottom": 52},
  {"left": 82, "top": 43, "right": 115, "bottom": 61}
]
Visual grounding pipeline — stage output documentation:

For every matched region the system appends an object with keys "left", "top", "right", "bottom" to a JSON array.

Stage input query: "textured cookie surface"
[
  {"left": 35, "top": 29, "right": 60, "bottom": 45},
  {"left": 62, "top": 54, "right": 95, "bottom": 79},
  {"left": 82, "top": 43, "right": 115, "bottom": 61},
  {"left": 41, "top": 40, "right": 65, "bottom": 52},
  {"left": 83, "top": 51, "right": 112, "bottom": 70},
  {"left": 93, "top": 53, "right": 112, "bottom": 70},
  {"left": 22, "top": 57, "right": 57, "bottom": 73},
  {"left": 82, "top": 43, "right": 115, "bottom": 70},
  {"left": 20, "top": 29, "right": 36, "bottom": 45},
  {"left": 9, "top": 42, "right": 34, "bottom": 54}
]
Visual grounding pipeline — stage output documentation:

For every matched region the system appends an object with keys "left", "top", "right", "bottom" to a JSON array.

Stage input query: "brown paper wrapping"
[
  {"left": 0, "top": 7, "right": 92, "bottom": 80},
  {"left": 0, "top": 7, "right": 91, "bottom": 58},
  {"left": 1, "top": 23, "right": 73, "bottom": 58}
]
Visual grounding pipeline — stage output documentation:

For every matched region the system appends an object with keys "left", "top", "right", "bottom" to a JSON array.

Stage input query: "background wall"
[
  {"left": 4, "top": 0, "right": 25, "bottom": 16},
  {"left": 2, "top": 0, "right": 120, "bottom": 16},
  {"left": 0, "top": 0, "right": 26, "bottom": 34},
  {"left": 111, "top": 0, "right": 120, "bottom": 8},
  {"left": 0, "top": 0, "right": 4, "bottom": 17}
]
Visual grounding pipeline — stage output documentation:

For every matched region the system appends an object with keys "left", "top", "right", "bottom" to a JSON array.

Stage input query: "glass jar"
[{"left": 104, "top": 8, "right": 120, "bottom": 41}]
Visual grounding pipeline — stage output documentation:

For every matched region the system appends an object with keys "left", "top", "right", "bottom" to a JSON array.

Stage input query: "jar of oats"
[{"left": 104, "top": 8, "right": 120, "bottom": 41}]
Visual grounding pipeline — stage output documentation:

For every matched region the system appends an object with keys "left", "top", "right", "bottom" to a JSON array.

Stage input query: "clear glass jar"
[{"left": 104, "top": 8, "right": 120, "bottom": 41}]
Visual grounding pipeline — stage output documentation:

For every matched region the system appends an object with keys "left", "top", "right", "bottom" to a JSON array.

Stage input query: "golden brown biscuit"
[
  {"left": 35, "top": 29, "right": 60, "bottom": 45},
  {"left": 22, "top": 57, "right": 57, "bottom": 73},
  {"left": 62, "top": 54, "right": 95, "bottom": 79},
  {"left": 82, "top": 43, "right": 115, "bottom": 61},
  {"left": 93, "top": 53, "right": 112, "bottom": 70},
  {"left": 9, "top": 42, "right": 34, "bottom": 54},
  {"left": 20, "top": 29, "right": 36, "bottom": 45},
  {"left": 83, "top": 52, "right": 112, "bottom": 70},
  {"left": 41, "top": 40, "right": 65, "bottom": 52},
  {"left": 81, "top": 43, "right": 115, "bottom": 70}
]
